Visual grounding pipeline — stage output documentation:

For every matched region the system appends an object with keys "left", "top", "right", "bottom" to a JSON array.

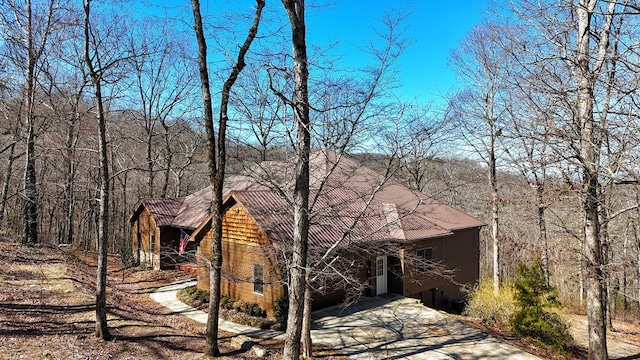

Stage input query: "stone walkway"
[{"left": 151, "top": 281, "right": 541, "bottom": 359}]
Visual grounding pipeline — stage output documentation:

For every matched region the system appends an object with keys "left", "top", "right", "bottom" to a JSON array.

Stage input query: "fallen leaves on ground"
[{"left": 0, "top": 237, "right": 347, "bottom": 360}]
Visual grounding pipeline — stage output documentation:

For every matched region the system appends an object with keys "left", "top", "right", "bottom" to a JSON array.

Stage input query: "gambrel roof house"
[{"left": 187, "top": 149, "right": 484, "bottom": 315}]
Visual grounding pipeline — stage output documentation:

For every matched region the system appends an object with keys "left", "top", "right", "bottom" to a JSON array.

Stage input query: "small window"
[
  {"left": 253, "top": 264, "right": 264, "bottom": 294},
  {"left": 150, "top": 233, "right": 155, "bottom": 251},
  {"left": 417, "top": 248, "right": 433, "bottom": 273}
]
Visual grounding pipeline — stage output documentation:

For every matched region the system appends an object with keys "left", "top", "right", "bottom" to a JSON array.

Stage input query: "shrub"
[
  {"left": 177, "top": 286, "right": 209, "bottom": 309},
  {"left": 220, "top": 294, "right": 236, "bottom": 310},
  {"left": 273, "top": 294, "right": 289, "bottom": 328},
  {"left": 464, "top": 277, "right": 516, "bottom": 325},
  {"left": 510, "top": 257, "right": 573, "bottom": 349},
  {"left": 239, "top": 301, "right": 266, "bottom": 318}
]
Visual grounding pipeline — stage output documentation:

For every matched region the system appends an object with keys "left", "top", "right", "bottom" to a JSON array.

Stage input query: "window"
[
  {"left": 253, "top": 264, "right": 264, "bottom": 294},
  {"left": 376, "top": 257, "right": 385, "bottom": 277},
  {"left": 150, "top": 233, "right": 155, "bottom": 251},
  {"left": 417, "top": 248, "right": 433, "bottom": 273}
]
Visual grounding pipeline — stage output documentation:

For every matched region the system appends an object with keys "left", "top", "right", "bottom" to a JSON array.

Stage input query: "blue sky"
[
  {"left": 305, "top": 1, "right": 490, "bottom": 105},
  {"left": 137, "top": 0, "right": 489, "bottom": 106}
]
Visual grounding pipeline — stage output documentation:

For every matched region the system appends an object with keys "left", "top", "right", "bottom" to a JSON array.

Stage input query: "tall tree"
[
  {"left": 501, "top": 0, "right": 640, "bottom": 357},
  {"left": 83, "top": 0, "right": 110, "bottom": 340},
  {"left": 190, "top": 0, "right": 264, "bottom": 356},
  {"left": 3, "top": 0, "right": 62, "bottom": 244},
  {"left": 574, "top": 2, "right": 613, "bottom": 357},
  {"left": 82, "top": 0, "right": 133, "bottom": 339},
  {"left": 449, "top": 21, "right": 512, "bottom": 294},
  {"left": 280, "top": 0, "right": 310, "bottom": 359},
  {"left": 22, "top": 0, "right": 39, "bottom": 245}
]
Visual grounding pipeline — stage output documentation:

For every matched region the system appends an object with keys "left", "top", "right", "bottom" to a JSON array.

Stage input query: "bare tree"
[
  {"left": 389, "top": 104, "right": 450, "bottom": 194},
  {"left": 82, "top": 0, "right": 110, "bottom": 340},
  {"left": 275, "top": 1, "right": 310, "bottom": 358},
  {"left": 244, "top": 6, "right": 414, "bottom": 358},
  {"left": 83, "top": 0, "right": 134, "bottom": 340},
  {"left": 127, "top": 24, "right": 197, "bottom": 198},
  {"left": 494, "top": 0, "right": 640, "bottom": 357},
  {"left": 2, "top": 0, "right": 63, "bottom": 244},
  {"left": 190, "top": 0, "right": 264, "bottom": 356},
  {"left": 449, "top": 21, "right": 513, "bottom": 294},
  {"left": 231, "top": 63, "right": 289, "bottom": 162},
  {"left": 0, "top": 101, "right": 22, "bottom": 228}
]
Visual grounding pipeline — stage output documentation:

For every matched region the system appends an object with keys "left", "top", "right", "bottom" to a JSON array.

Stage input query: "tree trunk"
[
  {"left": 84, "top": 0, "right": 111, "bottom": 341},
  {"left": 191, "top": 0, "right": 264, "bottom": 356},
  {"left": 62, "top": 112, "right": 78, "bottom": 245},
  {"left": 282, "top": 1, "right": 310, "bottom": 359},
  {"left": 146, "top": 131, "right": 154, "bottom": 198},
  {"left": 622, "top": 232, "right": 628, "bottom": 314},
  {"left": 635, "top": 192, "right": 640, "bottom": 307},
  {"left": 575, "top": 2, "right": 609, "bottom": 357},
  {"left": 22, "top": 0, "right": 38, "bottom": 245},
  {"left": 0, "top": 141, "right": 17, "bottom": 226},
  {"left": 301, "top": 280, "right": 313, "bottom": 358},
  {"left": 161, "top": 122, "right": 171, "bottom": 198},
  {"left": 536, "top": 184, "right": 550, "bottom": 285},
  {"left": 487, "top": 105, "right": 499, "bottom": 295}
]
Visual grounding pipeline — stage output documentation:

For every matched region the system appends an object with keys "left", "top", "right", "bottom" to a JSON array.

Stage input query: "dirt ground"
[
  {"left": 565, "top": 314, "right": 640, "bottom": 359},
  {"left": 0, "top": 237, "right": 347, "bottom": 360}
]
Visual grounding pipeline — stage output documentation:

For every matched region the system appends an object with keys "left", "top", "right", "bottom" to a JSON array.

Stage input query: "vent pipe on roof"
[{"left": 383, "top": 203, "right": 406, "bottom": 240}]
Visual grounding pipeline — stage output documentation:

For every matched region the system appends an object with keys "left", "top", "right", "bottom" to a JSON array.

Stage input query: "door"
[{"left": 376, "top": 255, "right": 387, "bottom": 295}]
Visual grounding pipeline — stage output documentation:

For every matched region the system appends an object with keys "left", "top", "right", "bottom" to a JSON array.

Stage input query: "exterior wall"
[
  {"left": 197, "top": 204, "right": 284, "bottom": 318},
  {"left": 131, "top": 207, "right": 161, "bottom": 270},
  {"left": 310, "top": 261, "right": 369, "bottom": 310},
  {"left": 131, "top": 206, "right": 193, "bottom": 270},
  {"left": 400, "top": 228, "right": 480, "bottom": 308},
  {"left": 191, "top": 198, "right": 480, "bottom": 313},
  {"left": 441, "top": 227, "right": 480, "bottom": 298},
  {"left": 401, "top": 237, "right": 445, "bottom": 298}
]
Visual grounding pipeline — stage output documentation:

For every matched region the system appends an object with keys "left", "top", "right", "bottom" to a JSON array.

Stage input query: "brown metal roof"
[
  {"left": 171, "top": 175, "right": 269, "bottom": 230},
  {"left": 142, "top": 148, "right": 484, "bottom": 248},
  {"left": 137, "top": 197, "right": 185, "bottom": 227},
  {"left": 230, "top": 149, "right": 484, "bottom": 247}
]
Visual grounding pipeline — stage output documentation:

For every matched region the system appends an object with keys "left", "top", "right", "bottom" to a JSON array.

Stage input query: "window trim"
[{"left": 417, "top": 247, "right": 433, "bottom": 273}]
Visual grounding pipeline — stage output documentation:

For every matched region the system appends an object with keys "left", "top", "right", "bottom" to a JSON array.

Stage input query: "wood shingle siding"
[
  {"left": 197, "top": 203, "right": 284, "bottom": 317},
  {"left": 131, "top": 207, "right": 161, "bottom": 270}
]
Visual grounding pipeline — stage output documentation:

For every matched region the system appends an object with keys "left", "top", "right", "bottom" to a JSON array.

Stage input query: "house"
[
  {"left": 129, "top": 197, "right": 186, "bottom": 270},
  {"left": 189, "top": 149, "right": 484, "bottom": 316},
  {"left": 129, "top": 176, "right": 264, "bottom": 270}
]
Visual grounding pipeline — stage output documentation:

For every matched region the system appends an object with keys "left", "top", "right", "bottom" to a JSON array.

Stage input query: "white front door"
[{"left": 376, "top": 255, "right": 387, "bottom": 295}]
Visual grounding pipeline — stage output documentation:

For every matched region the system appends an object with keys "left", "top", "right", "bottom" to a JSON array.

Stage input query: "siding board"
[{"left": 197, "top": 203, "right": 284, "bottom": 317}]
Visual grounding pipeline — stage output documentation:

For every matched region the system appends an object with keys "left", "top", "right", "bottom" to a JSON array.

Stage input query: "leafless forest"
[{"left": 2, "top": 0, "right": 640, "bottom": 359}]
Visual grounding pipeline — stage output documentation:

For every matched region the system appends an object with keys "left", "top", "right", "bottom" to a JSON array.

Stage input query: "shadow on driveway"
[{"left": 310, "top": 295, "right": 541, "bottom": 360}]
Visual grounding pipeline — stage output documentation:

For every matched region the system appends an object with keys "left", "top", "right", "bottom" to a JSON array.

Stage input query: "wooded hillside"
[{"left": 2, "top": 1, "right": 640, "bottom": 358}]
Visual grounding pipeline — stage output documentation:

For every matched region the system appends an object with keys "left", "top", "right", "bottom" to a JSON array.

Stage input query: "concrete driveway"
[
  {"left": 311, "top": 295, "right": 540, "bottom": 360},
  {"left": 152, "top": 282, "right": 540, "bottom": 359}
]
